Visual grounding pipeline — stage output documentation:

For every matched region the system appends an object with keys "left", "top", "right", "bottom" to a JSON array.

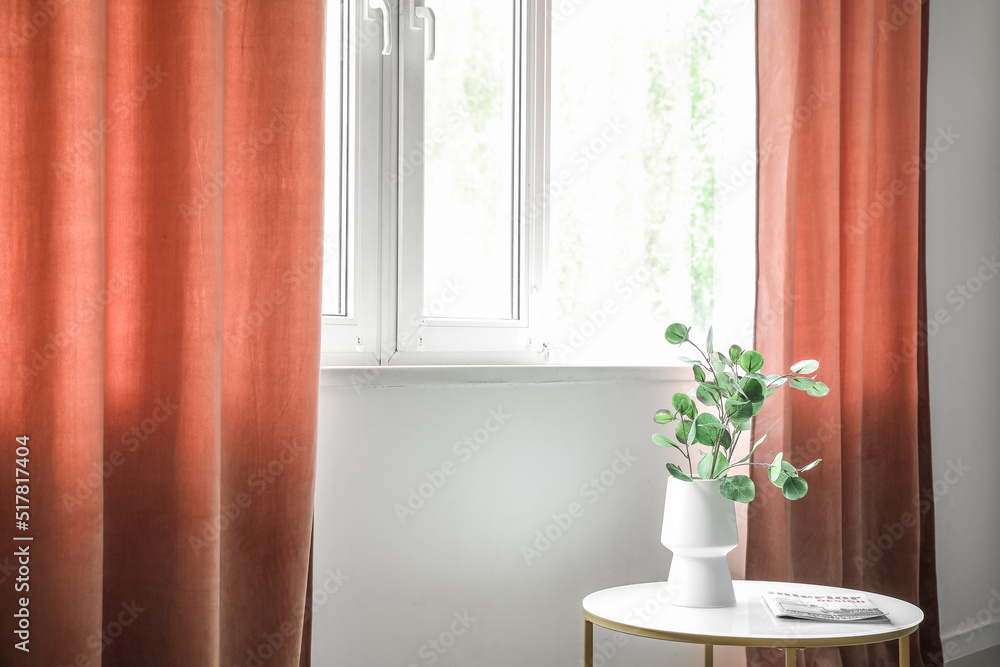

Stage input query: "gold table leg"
[
  {"left": 785, "top": 648, "right": 796, "bottom": 667},
  {"left": 584, "top": 619, "right": 593, "bottom": 667},
  {"left": 704, "top": 643, "right": 714, "bottom": 667},
  {"left": 899, "top": 636, "right": 910, "bottom": 666}
]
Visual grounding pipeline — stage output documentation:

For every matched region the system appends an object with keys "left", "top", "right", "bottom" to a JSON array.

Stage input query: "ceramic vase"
[{"left": 660, "top": 476, "right": 738, "bottom": 607}]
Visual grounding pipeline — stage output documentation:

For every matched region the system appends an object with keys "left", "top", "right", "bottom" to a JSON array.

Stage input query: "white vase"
[{"left": 660, "top": 476, "right": 738, "bottom": 607}]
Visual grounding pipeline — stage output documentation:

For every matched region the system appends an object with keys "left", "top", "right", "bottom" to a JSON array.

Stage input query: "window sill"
[{"left": 318, "top": 364, "right": 693, "bottom": 389}]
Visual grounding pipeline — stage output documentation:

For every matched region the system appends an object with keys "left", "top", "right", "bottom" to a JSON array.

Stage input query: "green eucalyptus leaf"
[
  {"left": 719, "top": 475, "right": 756, "bottom": 503},
  {"left": 718, "top": 372, "right": 739, "bottom": 396},
  {"left": 651, "top": 433, "right": 679, "bottom": 449},
  {"left": 693, "top": 365, "right": 706, "bottom": 383},
  {"left": 807, "top": 381, "right": 830, "bottom": 397},
  {"left": 725, "top": 397, "right": 753, "bottom": 422},
  {"left": 666, "top": 462, "right": 693, "bottom": 482},
  {"left": 729, "top": 344, "right": 743, "bottom": 363},
  {"left": 765, "top": 374, "right": 788, "bottom": 387},
  {"left": 711, "top": 352, "right": 728, "bottom": 372},
  {"left": 696, "top": 383, "right": 721, "bottom": 407},
  {"left": 672, "top": 393, "right": 697, "bottom": 419},
  {"left": 697, "top": 450, "right": 729, "bottom": 479},
  {"left": 738, "top": 377, "right": 767, "bottom": 417},
  {"left": 714, "top": 453, "right": 731, "bottom": 477},
  {"left": 739, "top": 350, "right": 765, "bottom": 373},
  {"left": 653, "top": 409, "right": 675, "bottom": 424},
  {"left": 696, "top": 452, "right": 713, "bottom": 479},
  {"left": 767, "top": 458, "right": 798, "bottom": 488},
  {"left": 719, "top": 430, "right": 733, "bottom": 452},
  {"left": 686, "top": 417, "right": 700, "bottom": 445},
  {"left": 675, "top": 421, "right": 694, "bottom": 444},
  {"left": 782, "top": 476, "right": 809, "bottom": 500},
  {"left": 789, "top": 376, "right": 815, "bottom": 392},
  {"left": 768, "top": 452, "right": 784, "bottom": 483},
  {"left": 665, "top": 323, "right": 691, "bottom": 345},
  {"left": 707, "top": 326, "right": 714, "bottom": 356},
  {"left": 694, "top": 413, "right": 723, "bottom": 447},
  {"left": 791, "top": 359, "right": 820, "bottom": 374},
  {"left": 679, "top": 356, "right": 704, "bottom": 366},
  {"left": 799, "top": 458, "right": 822, "bottom": 472},
  {"left": 694, "top": 412, "right": 722, "bottom": 428},
  {"left": 741, "top": 377, "right": 766, "bottom": 402}
]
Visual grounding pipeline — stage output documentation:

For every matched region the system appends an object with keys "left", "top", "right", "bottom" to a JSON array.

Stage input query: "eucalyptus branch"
[
  {"left": 653, "top": 323, "right": 829, "bottom": 503},
  {"left": 767, "top": 374, "right": 791, "bottom": 387},
  {"left": 717, "top": 460, "right": 771, "bottom": 477},
  {"left": 683, "top": 338, "right": 731, "bottom": 471}
]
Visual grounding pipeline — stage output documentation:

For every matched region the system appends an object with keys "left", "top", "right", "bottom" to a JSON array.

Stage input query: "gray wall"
[{"left": 926, "top": 0, "right": 1000, "bottom": 662}]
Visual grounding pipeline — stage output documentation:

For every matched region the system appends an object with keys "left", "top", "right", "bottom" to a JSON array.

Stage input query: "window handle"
[
  {"left": 365, "top": 0, "right": 392, "bottom": 56},
  {"left": 410, "top": 2, "right": 436, "bottom": 61}
]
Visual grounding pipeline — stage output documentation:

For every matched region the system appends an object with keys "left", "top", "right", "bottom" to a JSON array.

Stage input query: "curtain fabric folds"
[
  {"left": 0, "top": 1, "right": 324, "bottom": 665},
  {"left": 749, "top": 2, "right": 940, "bottom": 666}
]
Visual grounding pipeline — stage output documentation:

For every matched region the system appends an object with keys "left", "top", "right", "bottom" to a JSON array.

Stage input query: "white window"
[{"left": 322, "top": 0, "right": 755, "bottom": 366}]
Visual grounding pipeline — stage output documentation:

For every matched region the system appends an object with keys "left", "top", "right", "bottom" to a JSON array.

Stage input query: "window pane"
[
  {"left": 548, "top": 0, "right": 756, "bottom": 363},
  {"left": 421, "top": 0, "right": 516, "bottom": 320},
  {"left": 322, "top": 3, "right": 345, "bottom": 317}
]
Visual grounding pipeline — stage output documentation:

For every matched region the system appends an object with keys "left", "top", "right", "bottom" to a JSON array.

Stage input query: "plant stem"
[
  {"left": 766, "top": 373, "right": 798, "bottom": 389},
  {"left": 717, "top": 460, "right": 771, "bottom": 477},
  {"left": 685, "top": 339, "right": 728, "bottom": 475},
  {"left": 677, "top": 437, "right": 694, "bottom": 477}
]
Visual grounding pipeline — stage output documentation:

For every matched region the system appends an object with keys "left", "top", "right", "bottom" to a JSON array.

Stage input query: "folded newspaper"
[{"left": 762, "top": 591, "right": 889, "bottom": 622}]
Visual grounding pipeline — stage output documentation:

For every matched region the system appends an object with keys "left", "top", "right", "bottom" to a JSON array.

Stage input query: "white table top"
[{"left": 583, "top": 581, "right": 923, "bottom": 648}]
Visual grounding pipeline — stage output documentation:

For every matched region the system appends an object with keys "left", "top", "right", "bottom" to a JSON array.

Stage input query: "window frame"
[
  {"left": 393, "top": 0, "right": 548, "bottom": 360},
  {"left": 322, "top": 0, "right": 551, "bottom": 367},
  {"left": 321, "top": 0, "right": 384, "bottom": 366}
]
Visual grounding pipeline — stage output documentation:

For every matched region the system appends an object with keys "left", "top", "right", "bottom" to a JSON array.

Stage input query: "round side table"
[{"left": 583, "top": 580, "right": 923, "bottom": 666}]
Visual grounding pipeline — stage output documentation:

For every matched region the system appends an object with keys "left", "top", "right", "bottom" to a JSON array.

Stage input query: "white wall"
[
  {"left": 926, "top": 0, "right": 1000, "bottom": 663},
  {"left": 312, "top": 367, "right": 752, "bottom": 666}
]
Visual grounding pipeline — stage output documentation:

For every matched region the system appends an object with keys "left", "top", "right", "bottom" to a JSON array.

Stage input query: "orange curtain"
[
  {"left": 748, "top": 2, "right": 940, "bottom": 666},
  {"left": 1, "top": 1, "right": 323, "bottom": 665}
]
